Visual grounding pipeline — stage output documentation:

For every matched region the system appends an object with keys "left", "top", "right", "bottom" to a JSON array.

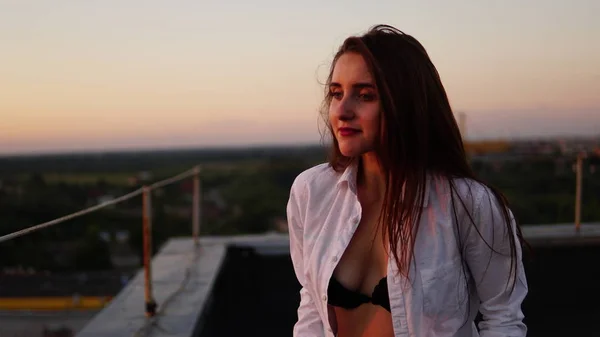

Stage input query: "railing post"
[
  {"left": 192, "top": 166, "right": 201, "bottom": 246},
  {"left": 574, "top": 153, "right": 584, "bottom": 232},
  {"left": 142, "top": 186, "right": 157, "bottom": 316}
]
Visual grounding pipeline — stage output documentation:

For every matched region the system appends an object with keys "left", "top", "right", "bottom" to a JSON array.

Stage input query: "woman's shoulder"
[
  {"left": 441, "top": 176, "right": 511, "bottom": 225},
  {"left": 430, "top": 175, "right": 499, "bottom": 212},
  {"left": 290, "top": 162, "right": 341, "bottom": 195},
  {"left": 449, "top": 176, "right": 492, "bottom": 201}
]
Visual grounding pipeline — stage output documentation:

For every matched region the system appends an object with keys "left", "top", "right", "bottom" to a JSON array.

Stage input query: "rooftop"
[
  {"left": 521, "top": 222, "right": 600, "bottom": 246},
  {"left": 76, "top": 223, "right": 600, "bottom": 337},
  {"left": 76, "top": 233, "right": 292, "bottom": 337}
]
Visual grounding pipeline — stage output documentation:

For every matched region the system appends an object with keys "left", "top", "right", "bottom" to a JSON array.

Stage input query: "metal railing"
[
  {"left": 573, "top": 151, "right": 596, "bottom": 232},
  {"left": 0, "top": 165, "right": 203, "bottom": 317},
  {"left": 0, "top": 151, "right": 595, "bottom": 317}
]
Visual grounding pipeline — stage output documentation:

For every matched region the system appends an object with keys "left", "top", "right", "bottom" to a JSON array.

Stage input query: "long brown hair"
[{"left": 320, "top": 25, "right": 526, "bottom": 291}]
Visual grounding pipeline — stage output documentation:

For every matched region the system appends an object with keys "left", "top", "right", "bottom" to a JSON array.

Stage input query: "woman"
[{"left": 286, "top": 25, "right": 528, "bottom": 337}]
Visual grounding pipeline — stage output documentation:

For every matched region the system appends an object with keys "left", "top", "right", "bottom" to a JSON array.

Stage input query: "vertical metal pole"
[
  {"left": 192, "top": 166, "right": 201, "bottom": 246},
  {"left": 575, "top": 154, "right": 583, "bottom": 232},
  {"left": 142, "top": 186, "right": 157, "bottom": 316}
]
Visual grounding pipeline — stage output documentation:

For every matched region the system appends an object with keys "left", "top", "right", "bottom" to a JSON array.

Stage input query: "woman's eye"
[
  {"left": 329, "top": 91, "right": 343, "bottom": 100},
  {"left": 359, "top": 93, "right": 375, "bottom": 101}
]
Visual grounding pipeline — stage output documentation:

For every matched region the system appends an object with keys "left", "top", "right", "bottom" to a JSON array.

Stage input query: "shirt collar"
[
  {"left": 336, "top": 160, "right": 358, "bottom": 190},
  {"left": 336, "top": 161, "right": 430, "bottom": 208}
]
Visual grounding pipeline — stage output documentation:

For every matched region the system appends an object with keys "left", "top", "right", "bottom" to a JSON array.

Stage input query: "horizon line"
[{"left": 1, "top": 133, "right": 599, "bottom": 159}]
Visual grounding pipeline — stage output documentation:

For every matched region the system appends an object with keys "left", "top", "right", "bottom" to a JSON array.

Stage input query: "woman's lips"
[{"left": 338, "top": 127, "right": 360, "bottom": 137}]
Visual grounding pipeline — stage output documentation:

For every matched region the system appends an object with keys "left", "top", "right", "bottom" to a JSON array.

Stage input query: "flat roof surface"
[
  {"left": 75, "top": 223, "right": 600, "bottom": 337},
  {"left": 75, "top": 233, "right": 289, "bottom": 337},
  {"left": 521, "top": 222, "right": 600, "bottom": 246}
]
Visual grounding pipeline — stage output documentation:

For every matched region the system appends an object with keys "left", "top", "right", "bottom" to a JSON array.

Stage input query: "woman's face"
[{"left": 328, "top": 52, "right": 382, "bottom": 158}]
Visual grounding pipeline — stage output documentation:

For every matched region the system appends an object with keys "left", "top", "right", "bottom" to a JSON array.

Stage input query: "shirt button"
[
  {"left": 322, "top": 295, "right": 327, "bottom": 301},
  {"left": 332, "top": 256, "right": 338, "bottom": 262}
]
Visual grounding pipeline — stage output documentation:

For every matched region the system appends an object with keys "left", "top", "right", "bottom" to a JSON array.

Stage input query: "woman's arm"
[
  {"left": 287, "top": 177, "right": 326, "bottom": 337},
  {"left": 462, "top": 187, "right": 528, "bottom": 337}
]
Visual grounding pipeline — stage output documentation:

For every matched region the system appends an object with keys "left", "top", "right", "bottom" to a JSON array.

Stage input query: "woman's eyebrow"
[
  {"left": 353, "top": 82, "right": 376, "bottom": 89},
  {"left": 329, "top": 82, "right": 376, "bottom": 89}
]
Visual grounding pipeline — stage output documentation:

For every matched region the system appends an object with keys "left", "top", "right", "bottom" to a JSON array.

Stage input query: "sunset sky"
[{"left": 1, "top": 0, "right": 599, "bottom": 155}]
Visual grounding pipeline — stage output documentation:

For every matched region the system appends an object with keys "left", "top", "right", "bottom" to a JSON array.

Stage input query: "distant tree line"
[{"left": 0, "top": 146, "right": 598, "bottom": 272}]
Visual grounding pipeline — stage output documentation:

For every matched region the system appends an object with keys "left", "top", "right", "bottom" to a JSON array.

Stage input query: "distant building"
[
  {"left": 138, "top": 171, "right": 153, "bottom": 182},
  {"left": 127, "top": 176, "right": 138, "bottom": 186},
  {"left": 98, "top": 232, "right": 111, "bottom": 242},
  {"left": 207, "top": 189, "right": 226, "bottom": 209},
  {"left": 109, "top": 244, "right": 139, "bottom": 271},
  {"left": 115, "top": 230, "right": 129, "bottom": 243},
  {"left": 99, "top": 231, "right": 140, "bottom": 271},
  {"left": 101, "top": 230, "right": 139, "bottom": 271}
]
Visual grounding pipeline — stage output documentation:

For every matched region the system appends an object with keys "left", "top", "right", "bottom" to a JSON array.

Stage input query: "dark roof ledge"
[{"left": 76, "top": 233, "right": 290, "bottom": 337}]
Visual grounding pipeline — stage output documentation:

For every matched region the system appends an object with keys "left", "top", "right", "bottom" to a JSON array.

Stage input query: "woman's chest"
[
  {"left": 304, "top": 194, "right": 466, "bottom": 302},
  {"left": 305, "top": 192, "right": 461, "bottom": 268},
  {"left": 334, "top": 195, "right": 388, "bottom": 288}
]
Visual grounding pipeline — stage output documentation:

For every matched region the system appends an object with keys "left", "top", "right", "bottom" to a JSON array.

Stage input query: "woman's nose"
[{"left": 332, "top": 97, "right": 355, "bottom": 121}]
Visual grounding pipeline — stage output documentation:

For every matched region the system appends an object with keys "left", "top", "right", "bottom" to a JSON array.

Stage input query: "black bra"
[{"left": 327, "top": 276, "right": 391, "bottom": 312}]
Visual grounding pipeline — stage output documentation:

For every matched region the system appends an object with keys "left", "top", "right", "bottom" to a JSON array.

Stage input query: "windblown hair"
[{"left": 320, "top": 24, "right": 526, "bottom": 291}]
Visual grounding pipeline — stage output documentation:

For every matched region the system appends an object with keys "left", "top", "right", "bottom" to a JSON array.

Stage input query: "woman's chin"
[{"left": 338, "top": 145, "right": 367, "bottom": 158}]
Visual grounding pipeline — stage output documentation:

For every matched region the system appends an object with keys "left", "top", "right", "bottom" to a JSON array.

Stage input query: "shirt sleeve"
[
  {"left": 287, "top": 176, "right": 326, "bottom": 337},
  {"left": 463, "top": 186, "right": 528, "bottom": 337}
]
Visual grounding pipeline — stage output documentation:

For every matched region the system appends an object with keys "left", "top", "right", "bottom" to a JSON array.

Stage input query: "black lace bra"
[{"left": 327, "top": 275, "right": 391, "bottom": 312}]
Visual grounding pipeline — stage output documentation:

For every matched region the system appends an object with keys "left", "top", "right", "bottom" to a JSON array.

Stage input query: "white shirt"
[{"left": 286, "top": 162, "right": 528, "bottom": 337}]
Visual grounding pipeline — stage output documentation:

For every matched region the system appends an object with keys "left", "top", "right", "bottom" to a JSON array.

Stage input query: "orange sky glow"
[{"left": 1, "top": 0, "right": 599, "bottom": 154}]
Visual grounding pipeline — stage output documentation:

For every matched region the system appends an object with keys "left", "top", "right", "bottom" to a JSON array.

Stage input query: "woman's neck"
[{"left": 357, "top": 152, "right": 386, "bottom": 204}]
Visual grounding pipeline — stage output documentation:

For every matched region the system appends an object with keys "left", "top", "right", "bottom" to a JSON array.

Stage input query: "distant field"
[
  {"left": 131, "top": 160, "right": 270, "bottom": 180},
  {"left": 16, "top": 172, "right": 133, "bottom": 186},
  {"left": 13, "top": 160, "right": 268, "bottom": 186}
]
